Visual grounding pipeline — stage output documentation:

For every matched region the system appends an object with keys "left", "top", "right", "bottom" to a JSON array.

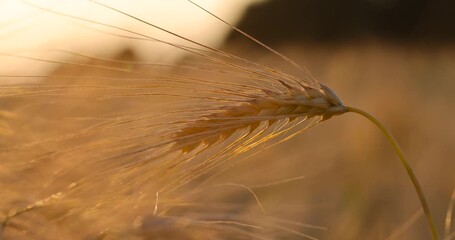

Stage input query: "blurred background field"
[
  {"left": 223, "top": 0, "right": 455, "bottom": 238},
  {"left": 1, "top": 0, "right": 454, "bottom": 239}
]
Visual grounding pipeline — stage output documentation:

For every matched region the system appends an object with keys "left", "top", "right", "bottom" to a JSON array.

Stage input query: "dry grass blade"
[{"left": 445, "top": 188, "right": 455, "bottom": 239}]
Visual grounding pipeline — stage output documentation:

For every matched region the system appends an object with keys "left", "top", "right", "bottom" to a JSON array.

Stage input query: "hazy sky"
[{"left": 0, "top": 0, "right": 264, "bottom": 83}]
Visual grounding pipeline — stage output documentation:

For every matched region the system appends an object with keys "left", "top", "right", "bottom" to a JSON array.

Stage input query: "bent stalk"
[{"left": 346, "top": 106, "right": 439, "bottom": 240}]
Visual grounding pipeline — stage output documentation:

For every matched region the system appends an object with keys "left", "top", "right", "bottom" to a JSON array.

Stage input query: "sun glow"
[{"left": 0, "top": 0, "right": 264, "bottom": 83}]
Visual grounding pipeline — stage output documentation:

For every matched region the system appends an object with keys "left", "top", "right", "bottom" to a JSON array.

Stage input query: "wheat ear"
[
  {"left": 94, "top": 1, "right": 440, "bottom": 236},
  {"left": 174, "top": 82, "right": 346, "bottom": 153},
  {"left": 3, "top": 2, "right": 440, "bottom": 238}
]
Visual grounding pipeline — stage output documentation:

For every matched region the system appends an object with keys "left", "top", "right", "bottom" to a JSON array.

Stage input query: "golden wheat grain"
[{"left": 174, "top": 82, "right": 346, "bottom": 153}]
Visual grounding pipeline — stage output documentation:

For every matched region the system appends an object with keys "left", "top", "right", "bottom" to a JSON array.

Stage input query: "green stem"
[{"left": 346, "top": 106, "right": 439, "bottom": 240}]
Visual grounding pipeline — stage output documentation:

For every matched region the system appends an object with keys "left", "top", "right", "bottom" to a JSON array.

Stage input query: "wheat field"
[{"left": 0, "top": 1, "right": 454, "bottom": 240}]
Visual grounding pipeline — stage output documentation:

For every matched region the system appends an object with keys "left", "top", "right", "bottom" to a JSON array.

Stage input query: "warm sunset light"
[{"left": 0, "top": 0, "right": 262, "bottom": 83}]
